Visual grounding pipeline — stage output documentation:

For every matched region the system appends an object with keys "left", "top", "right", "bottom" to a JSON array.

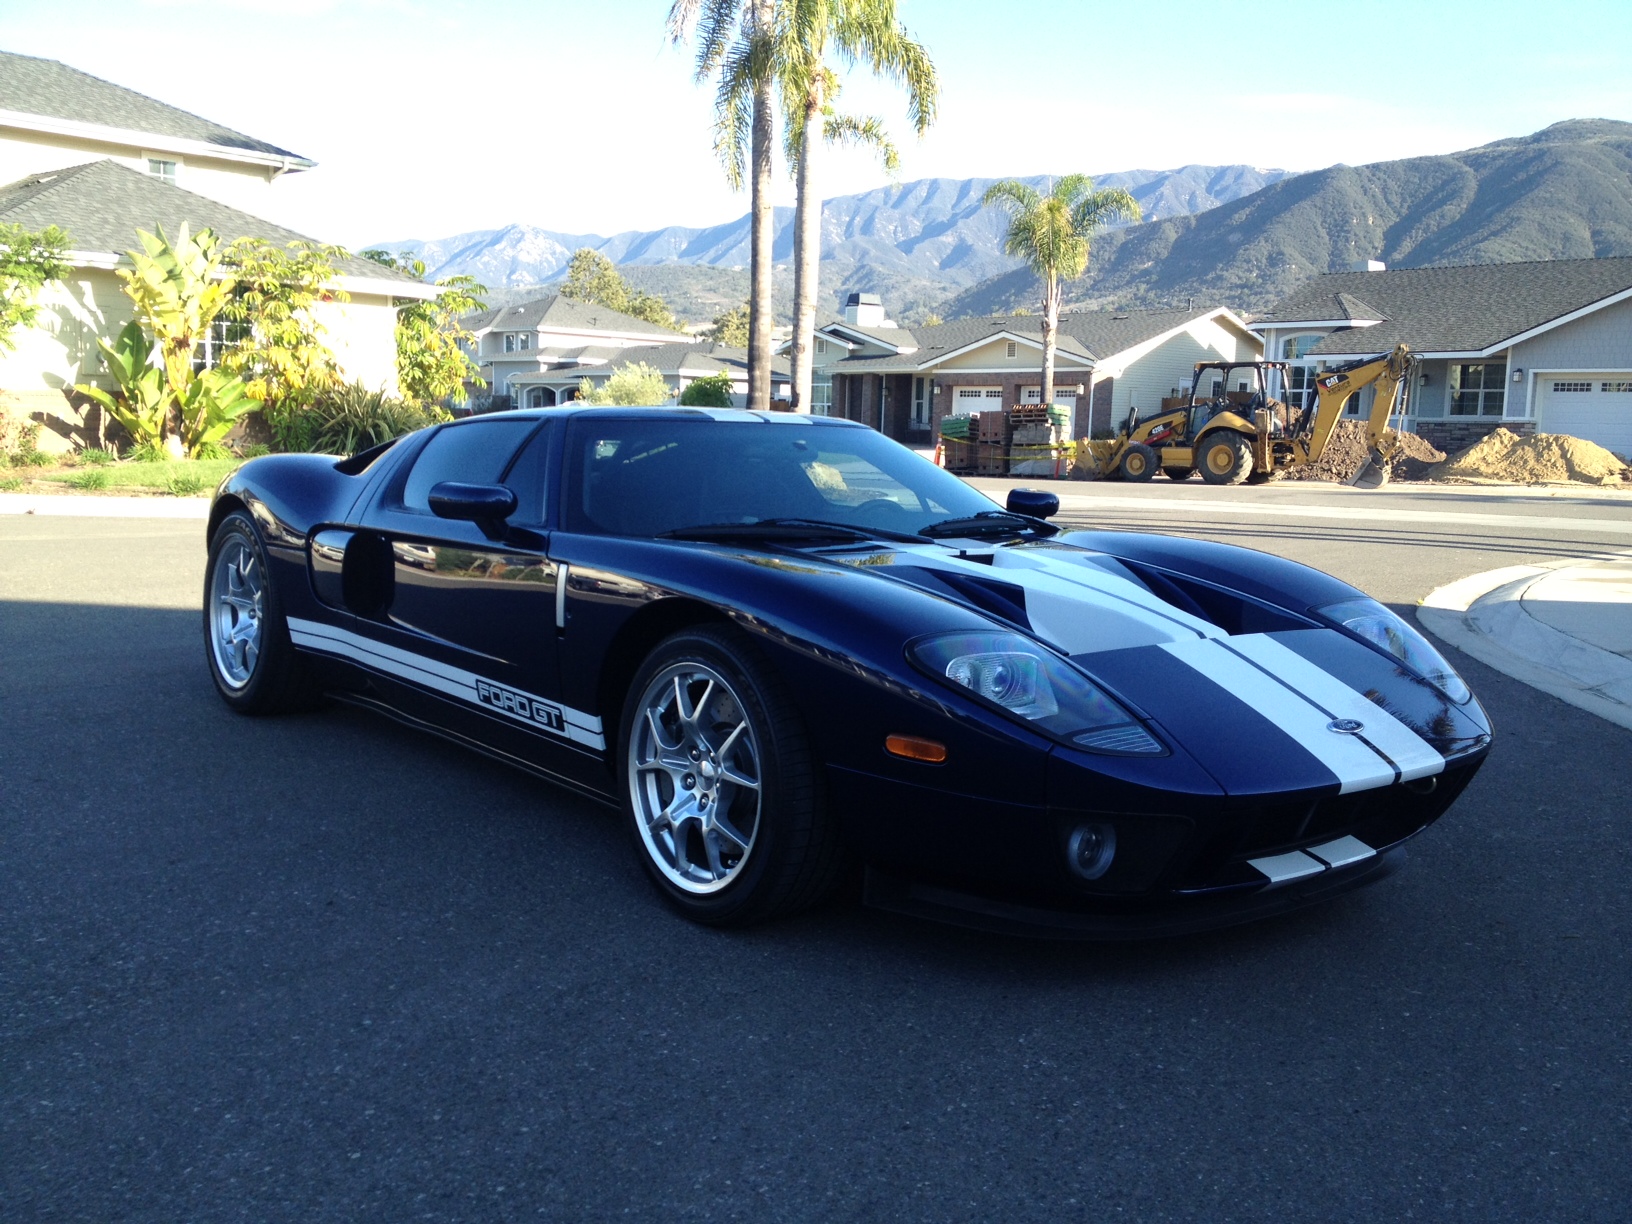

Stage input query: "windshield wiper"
[
  {"left": 658, "top": 517, "right": 923, "bottom": 545},
  {"left": 919, "top": 510, "right": 1059, "bottom": 539}
]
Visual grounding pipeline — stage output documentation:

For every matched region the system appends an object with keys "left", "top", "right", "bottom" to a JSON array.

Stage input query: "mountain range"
[
  {"left": 947, "top": 119, "right": 1632, "bottom": 317},
  {"left": 375, "top": 165, "right": 1293, "bottom": 324},
  {"left": 378, "top": 119, "right": 1632, "bottom": 325}
]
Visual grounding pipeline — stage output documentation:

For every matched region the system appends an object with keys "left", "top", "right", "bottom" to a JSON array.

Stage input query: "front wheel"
[
  {"left": 1198, "top": 432, "right": 1254, "bottom": 485},
  {"left": 619, "top": 626, "right": 841, "bottom": 926},
  {"left": 203, "top": 510, "right": 316, "bottom": 713},
  {"left": 1117, "top": 442, "right": 1158, "bottom": 482}
]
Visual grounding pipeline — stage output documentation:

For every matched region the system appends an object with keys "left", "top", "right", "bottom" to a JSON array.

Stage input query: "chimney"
[
  {"left": 842, "top": 291, "right": 889, "bottom": 327},
  {"left": 1347, "top": 259, "right": 1387, "bottom": 272}
]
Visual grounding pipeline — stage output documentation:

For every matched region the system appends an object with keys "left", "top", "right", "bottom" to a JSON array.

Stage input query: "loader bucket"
[{"left": 1348, "top": 448, "right": 1390, "bottom": 489}]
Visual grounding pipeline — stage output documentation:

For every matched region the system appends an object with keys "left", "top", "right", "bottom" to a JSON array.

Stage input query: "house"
[
  {"left": 1257, "top": 257, "right": 1632, "bottom": 457},
  {"left": 810, "top": 295, "right": 1262, "bottom": 443},
  {"left": 467, "top": 294, "right": 789, "bottom": 407},
  {"left": 0, "top": 51, "right": 432, "bottom": 452}
]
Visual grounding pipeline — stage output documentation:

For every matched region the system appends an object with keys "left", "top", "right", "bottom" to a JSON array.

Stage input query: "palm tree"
[
  {"left": 981, "top": 176, "right": 1141, "bottom": 418},
  {"left": 669, "top": 0, "right": 777, "bottom": 410},
  {"left": 778, "top": 0, "right": 936, "bottom": 414}
]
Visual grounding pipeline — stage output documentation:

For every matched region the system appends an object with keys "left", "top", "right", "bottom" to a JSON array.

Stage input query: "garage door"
[
  {"left": 954, "top": 386, "right": 1003, "bottom": 413},
  {"left": 1535, "top": 374, "right": 1632, "bottom": 458}
]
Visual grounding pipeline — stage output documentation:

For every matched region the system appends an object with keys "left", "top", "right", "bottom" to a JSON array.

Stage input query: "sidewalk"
[
  {"left": 0, "top": 491, "right": 209, "bottom": 518},
  {"left": 1419, "top": 552, "right": 1632, "bottom": 732}
]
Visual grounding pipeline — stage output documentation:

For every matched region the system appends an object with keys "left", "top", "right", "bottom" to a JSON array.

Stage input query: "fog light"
[{"left": 1067, "top": 822, "right": 1117, "bottom": 881}]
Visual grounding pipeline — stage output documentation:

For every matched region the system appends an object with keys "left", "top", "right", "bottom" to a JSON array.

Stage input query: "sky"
[{"left": 4, "top": 0, "right": 1631, "bottom": 248}]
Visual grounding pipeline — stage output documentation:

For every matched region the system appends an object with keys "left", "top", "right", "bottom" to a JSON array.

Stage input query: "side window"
[
  {"left": 399, "top": 420, "right": 537, "bottom": 512},
  {"left": 500, "top": 423, "right": 551, "bottom": 525}
]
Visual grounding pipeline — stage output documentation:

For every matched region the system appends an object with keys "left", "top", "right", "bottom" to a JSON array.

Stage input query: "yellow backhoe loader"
[{"left": 1089, "top": 343, "right": 1414, "bottom": 488}]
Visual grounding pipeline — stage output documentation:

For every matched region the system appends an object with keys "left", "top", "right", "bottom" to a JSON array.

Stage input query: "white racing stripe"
[
  {"left": 1221, "top": 635, "right": 1444, "bottom": 783},
  {"left": 1159, "top": 638, "right": 1397, "bottom": 793},
  {"left": 288, "top": 617, "right": 605, "bottom": 751},
  {"left": 891, "top": 542, "right": 1220, "bottom": 654}
]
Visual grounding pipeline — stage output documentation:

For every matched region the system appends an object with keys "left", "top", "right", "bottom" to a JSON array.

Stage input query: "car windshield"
[{"left": 565, "top": 414, "right": 1002, "bottom": 539}]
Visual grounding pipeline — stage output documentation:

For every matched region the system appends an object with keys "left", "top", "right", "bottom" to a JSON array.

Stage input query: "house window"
[
  {"left": 1451, "top": 363, "right": 1507, "bottom": 416},
  {"left": 1005, "top": 340, "right": 1017, "bottom": 359},
  {"left": 912, "top": 377, "right": 929, "bottom": 428},
  {"left": 503, "top": 334, "right": 516, "bottom": 353},
  {"left": 811, "top": 373, "right": 832, "bottom": 416},
  {"left": 518, "top": 333, "right": 530, "bottom": 350},
  {"left": 815, "top": 337, "right": 827, "bottom": 356},
  {"left": 1552, "top": 380, "right": 1592, "bottom": 393},
  {"left": 1603, "top": 381, "right": 1632, "bottom": 393},
  {"left": 147, "top": 159, "right": 177, "bottom": 185},
  {"left": 1281, "top": 334, "right": 1323, "bottom": 360},
  {"left": 192, "top": 318, "right": 249, "bottom": 373}
]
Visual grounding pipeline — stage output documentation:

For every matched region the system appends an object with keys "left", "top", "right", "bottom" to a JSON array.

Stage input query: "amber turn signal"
[{"left": 885, "top": 734, "right": 948, "bottom": 763}]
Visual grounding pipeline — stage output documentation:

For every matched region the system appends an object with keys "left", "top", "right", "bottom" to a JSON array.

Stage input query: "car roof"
[{"left": 464, "top": 405, "right": 869, "bottom": 427}]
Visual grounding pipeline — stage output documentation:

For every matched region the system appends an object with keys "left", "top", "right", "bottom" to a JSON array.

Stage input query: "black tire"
[
  {"left": 618, "top": 625, "right": 841, "bottom": 927},
  {"left": 203, "top": 510, "right": 318, "bottom": 714},
  {"left": 1198, "top": 431, "right": 1254, "bottom": 485},
  {"left": 1117, "top": 442, "right": 1158, "bottom": 482},
  {"left": 1162, "top": 466, "right": 1194, "bottom": 481}
]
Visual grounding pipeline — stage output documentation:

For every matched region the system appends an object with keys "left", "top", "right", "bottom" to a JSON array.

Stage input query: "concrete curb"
[
  {"left": 1419, "top": 557, "right": 1632, "bottom": 733},
  {"left": 0, "top": 493, "right": 210, "bottom": 519}
]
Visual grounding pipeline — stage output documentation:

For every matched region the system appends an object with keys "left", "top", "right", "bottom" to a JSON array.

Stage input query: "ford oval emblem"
[{"left": 1328, "top": 718, "right": 1365, "bottom": 735}]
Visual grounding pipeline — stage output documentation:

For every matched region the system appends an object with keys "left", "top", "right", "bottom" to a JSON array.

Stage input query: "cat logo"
[{"left": 475, "top": 679, "right": 566, "bottom": 732}]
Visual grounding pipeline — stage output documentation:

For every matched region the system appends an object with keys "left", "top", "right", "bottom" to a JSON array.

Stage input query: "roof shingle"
[{"left": 0, "top": 50, "right": 311, "bottom": 164}]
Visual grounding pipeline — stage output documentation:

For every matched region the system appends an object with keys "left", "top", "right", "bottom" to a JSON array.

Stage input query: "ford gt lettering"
[{"left": 477, "top": 680, "right": 565, "bottom": 732}]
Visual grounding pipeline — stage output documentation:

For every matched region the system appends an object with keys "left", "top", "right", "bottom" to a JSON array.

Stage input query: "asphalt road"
[{"left": 3, "top": 486, "right": 1631, "bottom": 1222}]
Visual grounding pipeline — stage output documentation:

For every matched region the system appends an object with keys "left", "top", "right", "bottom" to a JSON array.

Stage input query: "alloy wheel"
[{"left": 209, "top": 535, "right": 264, "bottom": 689}]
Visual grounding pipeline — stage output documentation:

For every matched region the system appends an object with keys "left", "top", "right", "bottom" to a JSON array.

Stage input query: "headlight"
[
  {"left": 910, "top": 631, "right": 1165, "bottom": 755},
  {"left": 1316, "top": 597, "right": 1471, "bottom": 704}
]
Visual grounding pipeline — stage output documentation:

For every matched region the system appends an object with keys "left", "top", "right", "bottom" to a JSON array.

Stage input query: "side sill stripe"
[
  {"left": 1158, "top": 638, "right": 1395, "bottom": 794},
  {"left": 1220, "top": 635, "right": 1444, "bottom": 784},
  {"left": 288, "top": 617, "right": 605, "bottom": 750}
]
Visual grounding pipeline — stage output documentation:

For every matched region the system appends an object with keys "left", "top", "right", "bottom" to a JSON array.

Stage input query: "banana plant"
[
  {"left": 178, "top": 368, "right": 256, "bottom": 457},
  {"left": 75, "top": 320, "right": 171, "bottom": 451},
  {"left": 119, "top": 223, "right": 231, "bottom": 404}
]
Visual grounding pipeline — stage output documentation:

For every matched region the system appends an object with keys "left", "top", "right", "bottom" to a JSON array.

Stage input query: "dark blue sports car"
[{"left": 204, "top": 407, "right": 1490, "bottom": 937}]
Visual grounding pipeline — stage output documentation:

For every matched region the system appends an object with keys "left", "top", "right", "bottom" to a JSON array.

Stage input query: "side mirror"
[
  {"left": 1007, "top": 487, "right": 1059, "bottom": 519},
  {"left": 428, "top": 481, "right": 517, "bottom": 523}
]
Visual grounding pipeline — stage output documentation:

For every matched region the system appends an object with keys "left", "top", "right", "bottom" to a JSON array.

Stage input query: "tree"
[
  {"left": 679, "top": 370, "right": 735, "bottom": 406},
  {"left": 218, "top": 237, "right": 347, "bottom": 450},
  {"left": 778, "top": 0, "right": 936, "bottom": 413},
  {"left": 360, "top": 249, "right": 489, "bottom": 406},
  {"left": 578, "top": 362, "right": 673, "bottom": 406},
  {"left": 669, "top": 0, "right": 776, "bottom": 411},
  {"left": 0, "top": 222, "right": 71, "bottom": 351},
  {"left": 559, "top": 248, "right": 678, "bottom": 330},
  {"left": 704, "top": 302, "right": 751, "bottom": 347},
  {"left": 119, "top": 224, "right": 232, "bottom": 413},
  {"left": 981, "top": 176, "right": 1140, "bottom": 414}
]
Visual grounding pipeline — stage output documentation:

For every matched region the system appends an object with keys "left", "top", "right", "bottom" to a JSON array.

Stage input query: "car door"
[{"left": 334, "top": 417, "right": 603, "bottom": 781}]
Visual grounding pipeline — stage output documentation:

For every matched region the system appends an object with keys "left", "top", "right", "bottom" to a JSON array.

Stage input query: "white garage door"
[
  {"left": 954, "top": 386, "right": 1003, "bottom": 413},
  {"left": 1535, "top": 374, "right": 1632, "bottom": 459}
]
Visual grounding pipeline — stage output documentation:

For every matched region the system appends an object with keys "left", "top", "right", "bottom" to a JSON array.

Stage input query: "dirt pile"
[
  {"left": 1433, "top": 428, "right": 1630, "bottom": 485},
  {"left": 1282, "top": 420, "right": 1443, "bottom": 482}
]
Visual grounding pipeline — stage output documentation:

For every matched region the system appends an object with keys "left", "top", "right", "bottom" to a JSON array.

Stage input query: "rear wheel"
[
  {"left": 203, "top": 510, "right": 316, "bottom": 713},
  {"left": 620, "top": 626, "right": 841, "bottom": 926},
  {"left": 1118, "top": 442, "right": 1157, "bottom": 482},
  {"left": 1198, "top": 432, "right": 1253, "bottom": 485}
]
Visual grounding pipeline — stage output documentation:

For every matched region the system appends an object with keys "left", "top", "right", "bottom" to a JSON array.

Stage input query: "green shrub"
[
  {"left": 0, "top": 475, "right": 21, "bottom": 491},
  {"left": 193, "top": 441, "right": 235, "bottom": 461},
  {"left": 68, "top": 468, "right": 110, "bottom": 490},
  {"left": 167, "top": 470, "right": 207, "bottom": 496},
  {"left": 78, "top": 447, "right": 116, "bottom": 466},
  {"left": 304, "top": 383, "right": 447, "bottom": 455},
  {"left": 130, "top": 440, "right": 172, "bottom": 463},
  {"left": 240, "top": 442, "right": 271, "bottom": 459},
  {"left": 17, "top": 448, "right": 53, "bottom": 467},
  {"left": 679, "top": 371, "right": 735, "bottom": 407}
]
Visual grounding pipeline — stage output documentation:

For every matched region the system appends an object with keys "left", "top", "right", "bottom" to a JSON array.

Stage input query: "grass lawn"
[{"left": 4, "top": 457, "right": 243, "bottom": 495}]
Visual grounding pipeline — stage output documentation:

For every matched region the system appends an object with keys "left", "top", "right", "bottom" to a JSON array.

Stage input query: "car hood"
[{"left": 832, "top": 538, "right": 1490, "bottom": 798}]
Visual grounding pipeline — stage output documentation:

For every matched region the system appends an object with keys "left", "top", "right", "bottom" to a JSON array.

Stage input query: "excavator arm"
[{"left": 1301, "top": 343, "right": 1414, "bottom": 487}]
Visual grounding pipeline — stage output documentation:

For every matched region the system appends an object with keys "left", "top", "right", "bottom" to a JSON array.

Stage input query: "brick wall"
[{"left": 1414, "top": 417, "right": 1532, "bottom": 454}]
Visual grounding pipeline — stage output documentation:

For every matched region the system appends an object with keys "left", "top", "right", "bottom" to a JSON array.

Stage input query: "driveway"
[{"left": 2, "top": 489, "right": 1630, "bottom": 1222}]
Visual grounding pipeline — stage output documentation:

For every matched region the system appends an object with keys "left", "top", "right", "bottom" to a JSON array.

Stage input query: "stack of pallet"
[
  {"left": 939, "top": 414, "right": 974, "bottom": 473},
  {"left": 975, "top": 410, "right": 1010, "bottom": 474}
]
